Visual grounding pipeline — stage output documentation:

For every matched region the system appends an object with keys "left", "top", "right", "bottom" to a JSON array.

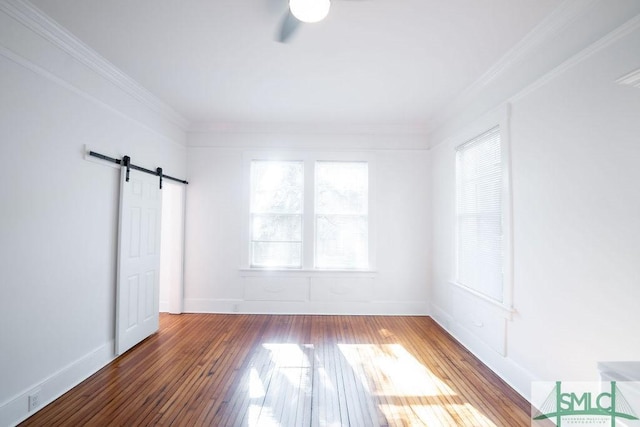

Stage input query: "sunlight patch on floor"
[
  {"left": 338, "top": 343, "right": 455, "bottom": 397},
  {"left": 249, "top": 367, "right": 265, "bottom": 399},
  {"left": 262, "top": 343, "right": 313, "bottom": 390},
  {"left": 262, "top": 343, "right": 312, "bottom": 368},
  {"left": 248, "top": 403, "right": 279, "bottom": 427},
  {"left": 379, "top": 403, "right": 456, "bottom": 425},
  {"left": 338, "top": 343, "right": 498, "bottom": 426},
  {"left": 451, "top": 403, "right": 498, "bottom": 427},
  {"left": 244, "top": 342, "right": 499, "bottom": 426}
]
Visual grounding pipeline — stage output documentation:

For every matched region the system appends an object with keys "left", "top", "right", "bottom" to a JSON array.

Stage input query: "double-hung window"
[
  {"left": 250, "top": 161, "right": 304, "bottom": 268},
  {"left": 315, "top": 161, "right": 368, "bottom": 269},
  {"left": 455, "top": 126, "right": 505, "bottom": 302},
  {"left": 248, "top": 156, "right": 370, "bottom": 270}
]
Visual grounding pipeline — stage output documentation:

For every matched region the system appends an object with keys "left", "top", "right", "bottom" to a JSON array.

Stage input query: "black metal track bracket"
[{"left": 88, "top": 151, "right": 188, "bottom": 187}]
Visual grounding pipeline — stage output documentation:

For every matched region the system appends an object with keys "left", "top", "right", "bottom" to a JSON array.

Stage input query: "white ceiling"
[{"left": 29, "top": 0, "right": 563, "bottom": 129}]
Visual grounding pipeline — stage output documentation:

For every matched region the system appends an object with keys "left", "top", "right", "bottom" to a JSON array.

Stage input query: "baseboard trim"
[
  {"left": 183, "top": 298, "right": 429, "bottom": 316},
  {"left": 430, "top": 303, "right": 536, "bottom": 402},
  {"left": 0, "top": 340, "right": 115, "bottom": 427},
  {"left": 430, "top": 303, "right": 454, "bottom": 330}
]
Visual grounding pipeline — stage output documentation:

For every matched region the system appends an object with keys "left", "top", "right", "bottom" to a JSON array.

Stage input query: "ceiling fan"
[{"left": 276, "top": 0, "right": 360, "bottom": 43}]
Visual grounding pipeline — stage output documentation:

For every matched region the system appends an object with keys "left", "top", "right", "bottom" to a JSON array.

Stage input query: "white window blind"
[
  {"left": 456, "top": 126, "right": 503, "bottom": 302},
  {"left": 315, "top": 161, "right": 369, "bottom": 269},
  {"left": 250, "top": 161, "right": 304, "bottom": 268}
]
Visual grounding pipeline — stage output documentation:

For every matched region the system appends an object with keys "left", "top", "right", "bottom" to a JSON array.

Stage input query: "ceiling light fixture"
[{"left": 289, "top": 0, "right": 331, "bottom": 23}]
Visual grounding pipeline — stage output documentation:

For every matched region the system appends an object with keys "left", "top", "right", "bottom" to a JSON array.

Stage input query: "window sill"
[
  {"left": 448, "top": 280, "right": 515, "bottom": 319},
  {"left": 239, "top": 268, "right": 377, "bottom": 278}
]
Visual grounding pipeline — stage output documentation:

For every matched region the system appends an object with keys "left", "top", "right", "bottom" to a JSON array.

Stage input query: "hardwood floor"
[{"left": 20, "top": 314, "right": 531, "bottom": 426}]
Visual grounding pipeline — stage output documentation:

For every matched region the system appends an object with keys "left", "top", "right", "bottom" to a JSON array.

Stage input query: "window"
[
  {"left": 250, "top": 161, "right": 304, "bottom": 268},
  {"left": 456, "top": 126, "right": 504, "bottom": 302},
  {"left": 247, "top": 157, "right": 370, "bottom": 270},
  {"left": 315, "top": 162, "right": 368, "bottom": 269}
]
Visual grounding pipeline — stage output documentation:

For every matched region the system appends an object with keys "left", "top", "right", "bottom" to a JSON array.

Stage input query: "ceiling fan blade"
[{"left": 277, "top": 9, "right": 302, "bottom": 43}]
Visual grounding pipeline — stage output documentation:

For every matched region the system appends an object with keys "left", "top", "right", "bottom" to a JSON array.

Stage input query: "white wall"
[
  {"left": 0, "top": 3, "right": 187, "bottom": 425},
  {"left": 184, "top": 132, "right": 430, "bottom": 315},
  {"left": 430, "top": 9, "right": 640, "bottom": 398}
]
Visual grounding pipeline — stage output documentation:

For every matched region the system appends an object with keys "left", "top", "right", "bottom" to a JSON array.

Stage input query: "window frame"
[
  {"left": 241, "top": 151, "right": 377, "bottom": 273},
  {"left": 249, "top": 160, "right": 304, "bottom": 269},
  {"left": 451, "top": 105, "right": 513, "bottom": 312}
]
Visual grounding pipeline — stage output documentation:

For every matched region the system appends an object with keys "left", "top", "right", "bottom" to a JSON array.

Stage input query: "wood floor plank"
[{"left": 20, "top": 314, "right": 533, "bottom": 426}]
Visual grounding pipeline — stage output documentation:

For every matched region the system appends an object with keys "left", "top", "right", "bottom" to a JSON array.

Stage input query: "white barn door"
[{"left": 116, "top": 166, "right": 162, "bottom": 355}]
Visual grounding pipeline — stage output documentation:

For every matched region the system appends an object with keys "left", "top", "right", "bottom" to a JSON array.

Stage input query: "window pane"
[
  {"left": 251, "top": 214, "right": 302, "bottom": 242},
  {"left": 456, "top": 126, "right": 503, "bottom": 302},
  {"left": 316, "top": 215, "right": 368, "bottom": 269},
  {"left": 252, "top": 242, "right": 302, "bottom": 268},
  {"left": 457, "top": 215, "right": 503, "bottom": 301},
  {"left": 250, "top": 160, "right": 304, "bottom": 268},
  {"left": 316, "top": 162, "right": 368, "bottom": 215},
  {"left": 251, "top": 161, "right": 303, "bottom": 214}
]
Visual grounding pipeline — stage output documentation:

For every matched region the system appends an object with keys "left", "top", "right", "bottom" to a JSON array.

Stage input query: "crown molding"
[
  {"left": 188, "top": 121, "right": 430, "bottom": 136},
  {"left": 464, "top": 0, "right": 600, "bottom": 100},
  {"left": 616, "top": 68, "right": 640, "bottom": 89},
  {"left": 427, "top": 0, "right": 601, "bottom": 131},
  {"left": 0, "top": 42, "right": 189, "bottom": 148},
  {"left": 512, "top": 12, "right": 640, "bottom": 102},
  {"left": 0, "top": 0, "right": 190, "bottom": 130},
  {"left": 427, "top": 0, "right": 640, "bottom": 148},
  {"left": 187, "top": 122, "right": 430, "bottom": 150}
]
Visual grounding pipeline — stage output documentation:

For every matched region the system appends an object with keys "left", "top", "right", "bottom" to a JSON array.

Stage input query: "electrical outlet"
[{"left": 28, "top": 389, "right": 41, "bottom": 412}]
